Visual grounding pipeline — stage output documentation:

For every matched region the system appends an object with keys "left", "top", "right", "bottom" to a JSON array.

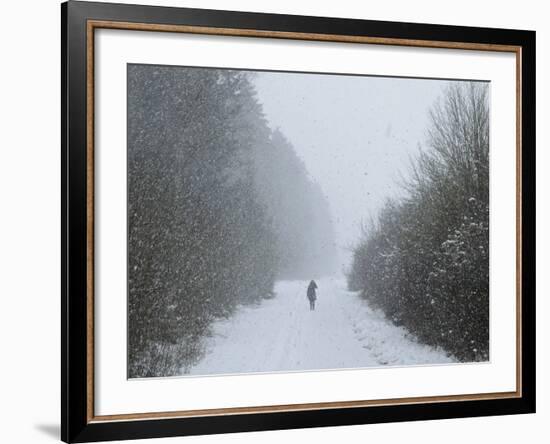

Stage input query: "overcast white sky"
[{"left": 254, "top": 71, "right": 449, "bottom": 272}]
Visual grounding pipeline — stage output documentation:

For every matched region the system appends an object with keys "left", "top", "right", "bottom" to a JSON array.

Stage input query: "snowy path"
[{"left": 188, "top": 277, "right": 454, "bottom": 376}]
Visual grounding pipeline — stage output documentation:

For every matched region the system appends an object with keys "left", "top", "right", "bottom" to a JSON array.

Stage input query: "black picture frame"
[{"left": 61, "top": 1, "right": 536, "bottom": 442}]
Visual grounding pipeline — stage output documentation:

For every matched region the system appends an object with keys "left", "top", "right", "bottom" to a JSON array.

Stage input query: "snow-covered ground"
[{"left": 188, "top": 277, "right": 455, "bottom": 376}]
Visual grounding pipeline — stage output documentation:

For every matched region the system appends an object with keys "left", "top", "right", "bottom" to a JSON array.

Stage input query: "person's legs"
[
  {"left": 312, "top": 300, "right": 315, "bottom": 311},
  {"left": 309, "top": 299, "right": 314, "bottom": 310}
]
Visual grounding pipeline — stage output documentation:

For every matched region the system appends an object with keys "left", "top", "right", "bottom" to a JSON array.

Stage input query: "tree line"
[
  {"left": 347, "top": 83, "right": 489, "bottom": 362},
  {"left": 127, "top": 65, "right": 336, "bottom": 377}
]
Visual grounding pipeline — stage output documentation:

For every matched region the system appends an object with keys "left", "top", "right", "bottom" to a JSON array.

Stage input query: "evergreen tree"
[{"left": 128, "top": 65, "right": 337, "bottom": 377}]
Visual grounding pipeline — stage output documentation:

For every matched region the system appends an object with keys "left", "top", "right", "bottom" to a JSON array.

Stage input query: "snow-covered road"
[{"left": 188, "top": 277, "right": 454, "bottom": 376}]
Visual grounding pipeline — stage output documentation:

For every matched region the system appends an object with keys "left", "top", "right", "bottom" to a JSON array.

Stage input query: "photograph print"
[{"left": 127, "top": 64, "right": 489, "bottom": 379}]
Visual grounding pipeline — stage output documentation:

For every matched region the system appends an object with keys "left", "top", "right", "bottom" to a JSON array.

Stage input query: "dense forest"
[
  {"left": 347, "top": 83, "right": 490, "bottom": 362},
  {"left": 127, "top": 65, "right": 337, "bottom": 377},
  {"left": 254, "top": 128, "right": 338, "bottom": 279}
]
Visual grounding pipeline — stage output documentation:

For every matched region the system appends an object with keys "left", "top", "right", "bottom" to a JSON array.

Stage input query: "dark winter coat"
[{"left": 307, "top": 280, "right": 318, "bottom": 301}]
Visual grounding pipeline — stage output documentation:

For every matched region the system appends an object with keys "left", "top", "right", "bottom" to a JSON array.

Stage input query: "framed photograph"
[{"left": 61, "top": 1, "right": 535, "bottom": 442}]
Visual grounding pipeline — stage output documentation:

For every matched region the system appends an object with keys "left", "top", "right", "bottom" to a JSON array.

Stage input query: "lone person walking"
[{"left": 307, "top": 280, "right": 318, "bottom": 311}]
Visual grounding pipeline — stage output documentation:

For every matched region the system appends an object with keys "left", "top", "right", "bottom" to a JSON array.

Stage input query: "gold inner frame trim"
[{"left": 86, "top": 19, "right": 523, "bottom": 423}]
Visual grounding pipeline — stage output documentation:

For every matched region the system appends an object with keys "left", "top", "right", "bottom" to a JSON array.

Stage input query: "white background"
[{"left": 0, "top": 0, "right": 546, "bottom": 443}]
